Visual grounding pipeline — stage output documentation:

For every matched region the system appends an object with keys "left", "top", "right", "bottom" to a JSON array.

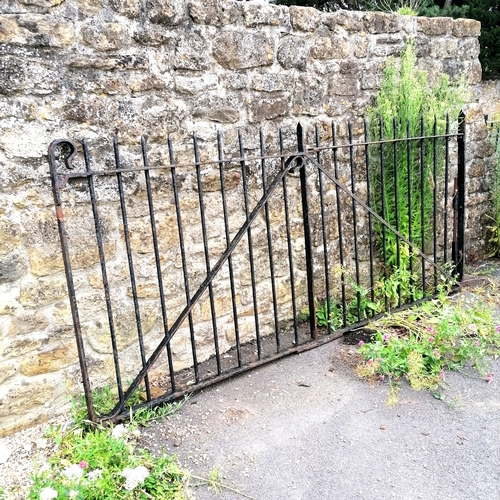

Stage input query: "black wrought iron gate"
[{"left": 48, "top": 115, "right": 465, "bottom": 424}]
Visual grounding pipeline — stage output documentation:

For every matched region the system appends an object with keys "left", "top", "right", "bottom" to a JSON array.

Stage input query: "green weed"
[{"left": 357, "top": 293, "right": 500, "bottom": 392}]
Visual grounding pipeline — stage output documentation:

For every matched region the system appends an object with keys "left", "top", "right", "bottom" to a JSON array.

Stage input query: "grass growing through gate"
[
  {"left": 367, "top": 40, "right": 467, "bottom": 280},
  {"left": 71, "top": 385, "right": 189, "bottom": 429}
]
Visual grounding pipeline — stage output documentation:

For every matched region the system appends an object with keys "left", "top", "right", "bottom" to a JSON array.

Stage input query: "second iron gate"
[{"left": 48, "top": 113, "right": 465, "bottom": 423}]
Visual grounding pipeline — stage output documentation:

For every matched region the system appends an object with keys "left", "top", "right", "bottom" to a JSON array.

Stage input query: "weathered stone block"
[
  {"left": 249, "top": 96, "right": 288, "bottom": 123},
  {"left": 0, "top": 254, "right": 25, "bottom": 284},
  {"left": 80, "top": 23, "right": 127, "bottom": 51},
  {"left": 193, "top": 106, "right": 240, "bottom": 124},
  {"left": 188, "top": 0, "right": 243, "bottom": 26},
  {"left": 0, "top": 56, "right": 61, "bottom": 96},
  {"left": 174, "top": 32, "right": 211, "bottom": 70},
  {"left": 452, "top": 18, "right": 481, "bottom": 38},
  {"left": 364, "top": 12, "right": 400, "bottom": 34},
  {"left": 370, "top": 35, "right": 406, "bottom": 57},
  {"left": 353, "top": 34, "right": 368, "bottom": 58},
  {"left": 0, "top": 15, "right": 74, "bottom": 47},
  {"left": 148, "top": 0, "right": 187, "bottom": 25},
  {"left": 430, "top": 38, "right": 458, "bottom": 59},
  {"left": 0, "top": 220, "right": 20, "bottom": 257},
  {"left": 129, "top": 74, "right": 167, "bottom": 93},
  {"left": 23, "top": 208, "right": 116, "bottom": 277},
  {"left": 416, "top": 17, "right": 453, "bottom": 36},
  {"left": 213, "top": 32, "right": 274, "bottom": 70},
  {"left": 252, "top": 73, "right": 290, "bottom": 93},
  {"left": 126, "top": 214, "right": 179, "bottom": 254},
  {"left": 133, "top": 27, "right": 174, "bottom": 46},
  {"left": 76, "top": 0, "right": 102, "bottom": 14},
  {"left": 277, "top": 36, "right": 309, "bottom": 70},
  {"left": 328, "top": 10, "right": 364, "bottom": 32},
  {"left": 292, "top": 74, "right": 325, "bottom": 116},
  {"left": 243, "top": 3, "right": 289, "bottom": 28},
  {"left": 108, "top": 0, "right": 141, "bottom": 17},
  {"left": 311, "top": 34, "right": 349, "bottom": 60},
  {"left": 84, "top": 306, "right": 157, "bottom": 353},
  {"left": 441, "top": 59, "right": 466, "bottom": 83},
  {"left": 64, "top": 94, "right": 118, "bottom": 124},
  {"left": 20, "top": 344, "right": 78, "bottom": 376},
  {"left": 328, "top": 75, "right": 359, "bottom": 96},
  {"left": 2, "top": 337, "right": 44, "bottom": 358},
  {"left": 290, "top": 6, "right": 321, "bottom": 32},
  {"left": 0, "top": 381, "right": 54, "bottom": 418},
  {"left": 458, "top": 38, "right": 480, "bottom": 61},
  {"left": 199, "top": 294, "right": 241, "bottom": 322},
  {"left": 196, "top": 169, "right": 240, "bottom": 192},
  {"left": 8, "top": 312, "right": 49, "bottom": 336},
  {"left": 175, "top": 74, "right": 219, "bottom": 95},
  {"left": 467, "top": 60, "right": 482, "bottom": 84},
  {"left": 360, "top": 61, "right": 384, "bottom": 90},
  {"left": 20, "top": 277, "right": 68, "bottom": 307},
  {"left": 0, "top": 412, "right": 48, "bottom": 438}
]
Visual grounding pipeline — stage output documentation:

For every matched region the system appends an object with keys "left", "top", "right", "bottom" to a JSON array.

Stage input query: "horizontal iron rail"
[{"left": 52, "top": 131, "right": 464, "bottom": 181}]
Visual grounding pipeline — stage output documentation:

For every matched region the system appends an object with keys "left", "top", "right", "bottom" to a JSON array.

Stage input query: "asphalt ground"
[{"left": 140, "top": 326, "right": 500, "bottom": 500}]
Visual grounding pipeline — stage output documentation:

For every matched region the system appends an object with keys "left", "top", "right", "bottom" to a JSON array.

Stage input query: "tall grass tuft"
[
  {"left": 486, "top": 103, "right": 500, "bottom": 256},
  {"left": 368, "top": 40, "right": 467, "bottom": 284}
]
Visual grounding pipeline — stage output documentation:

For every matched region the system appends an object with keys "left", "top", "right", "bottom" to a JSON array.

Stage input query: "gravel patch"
[{"left": 0, "top": 415, "right": 72, "bottom": 499}]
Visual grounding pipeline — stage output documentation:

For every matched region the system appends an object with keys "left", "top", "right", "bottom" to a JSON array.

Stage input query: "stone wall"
[
  {"left": 473, "top": 79, "right": 500, "bottom": 118},
  {"left": 0, "top": 0, "right": 495, "bottom": 435}
]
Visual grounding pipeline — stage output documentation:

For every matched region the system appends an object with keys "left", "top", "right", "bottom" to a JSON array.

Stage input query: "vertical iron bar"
[
  {"left": 348, "top": 122, "right": 361, "bottom": 320},
  {"left": 316, "top": 124, "right": 332, "bottom": 331},
  {"left": 48, "top": 140, "right": 96, "bottom": 423},
  {"left": 193, "top": 134, "right": 221, "bottom": 375},
  {"left": 364, "top": 120, "right": 375, "bottom": 306},
  {"left": 444, "top": 115, "right": 450, "bottom": 264},
  {"left": 168, "top": 137, "right": 199, "bottom": 383},
  {"left": 432, "top": 117, "right": 438, "bottom": 291},
  {"left": 456, "top": 111, "right": 466, "bottom": 281},
  {"left": 333, "top": 123, "right": 347, "bottom": 326},
  {"left": 379, "top": 119, "right": 388, "bottom": 311},
  {"left": 260, "top": 129, "right": 280, "bottom": 351},
  {"left": 141, "top": 137, "right": 174, "bottom": 395},
  {"left": 280, "top": 129, "right": 299, "bottom": 345},
  {"left": 393, "top": 118, "right": 401, "bottom": 306},
  {"left": 217, "top": 132, "right": 242, "bottom": 367},
  {"left": 420, "top": 117, "right": 426, "bottom": 297},
  {"left": 298, "top": 123, "right": 317, "bottom": 339},
  {"left": 83, "top": 140, "right": 125, "bottom": 404},
  {"left": 114, "top": 137, "right": 145, "bottom": 403},
  {"left": 238, "top": 132, "right": 261, "bottom": 357},
  {"left": 406, "top": 120, "right": 414, "bottom": 301}
]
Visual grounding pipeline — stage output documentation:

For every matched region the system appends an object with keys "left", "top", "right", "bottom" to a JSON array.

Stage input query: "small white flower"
[
  {"left": 112, "top": 424, "right": 127, "bottom": 440},
  {"left": 86, "top": 469, "right": 102, "bottom": 481},
  {"left": 121, "top": 465, "right": 149, "bottom": 490},
  {"left": 40, "top": 487, "right": 58, "bottom": 500},
  {"left": 69, "top": 490, "right": 78, "bottom": 499},
  {"left": 62, "top": 464, "right": 84, "bottom": 482}
]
